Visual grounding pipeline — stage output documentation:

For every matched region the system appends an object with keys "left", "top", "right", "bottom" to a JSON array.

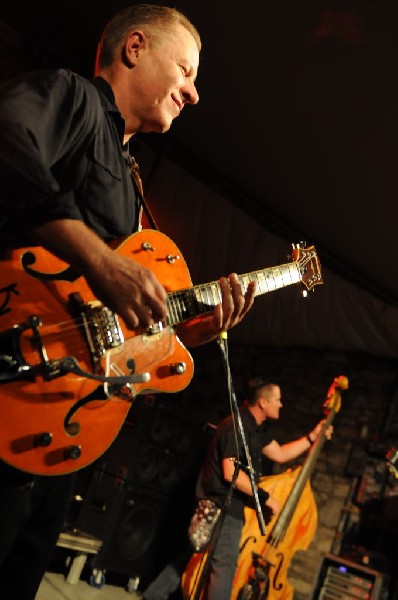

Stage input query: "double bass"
[{"left": 231, "top": 375, "right": 349, "bottom": 600}]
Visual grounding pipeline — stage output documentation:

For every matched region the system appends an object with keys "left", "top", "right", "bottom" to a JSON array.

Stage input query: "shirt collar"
[
  {"left": 92, "top": 76, "right": 126, "bottom": 145},
  {"left": 241, "top": 403, "right": 266, "bottom": 432}
]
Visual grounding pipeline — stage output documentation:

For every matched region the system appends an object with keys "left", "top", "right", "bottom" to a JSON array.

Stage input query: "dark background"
[
  {"left": 2, "top": 0, "right": 398, "bottom": 306},
  {"left": 3, "top": 2, "right": 398, "bottom": 594}
]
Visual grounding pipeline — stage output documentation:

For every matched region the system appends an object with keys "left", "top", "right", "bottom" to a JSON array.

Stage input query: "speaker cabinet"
[
  {"left": 71, "top": 397, "right": 210, "bottom": 582},
  {"left": 311, "top": 554, "right": 384, "bottom": 599},
  {"left": 91, "top": 484, "right": 168, "bottom": 581}
]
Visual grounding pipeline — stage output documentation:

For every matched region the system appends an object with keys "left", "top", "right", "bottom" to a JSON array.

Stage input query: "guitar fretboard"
[{"left": 166, "top": 261, "right": 301, "bottom": 327}]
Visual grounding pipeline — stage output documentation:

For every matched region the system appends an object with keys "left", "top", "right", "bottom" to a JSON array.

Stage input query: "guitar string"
[
  {"left": 25, "top": 272, "right": 263, "bottom": 337},
  {"left": 21, "top": 262, "right": 304, "bottom": 346}
]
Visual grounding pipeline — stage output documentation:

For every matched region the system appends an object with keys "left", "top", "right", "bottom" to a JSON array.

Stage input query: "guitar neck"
[{"left": 166, "top": 261, "right": 301, "bottom": 327}]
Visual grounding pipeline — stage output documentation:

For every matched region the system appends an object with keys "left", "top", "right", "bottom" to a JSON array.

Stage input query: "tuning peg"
[
  {"left": 290, "top": 241, "right": 308, "bottom": 259},
  {"left": 291, "top": 241, "right": 307, "bottom": 249}
]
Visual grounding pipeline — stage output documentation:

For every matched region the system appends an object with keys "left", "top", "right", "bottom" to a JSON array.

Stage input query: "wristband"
[
  {"left": 257, "top": 488, "right": 270, "bottom": 504},
  {"left": 307, "top": 433, "right": 314, "bottom": 446}
]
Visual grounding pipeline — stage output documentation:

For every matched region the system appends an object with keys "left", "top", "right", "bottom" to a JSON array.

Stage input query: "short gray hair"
[{"left": 96, "top": 4, "right": 201, "bottom": 71}]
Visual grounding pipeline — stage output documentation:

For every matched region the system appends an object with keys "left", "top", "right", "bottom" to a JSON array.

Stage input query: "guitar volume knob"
[
  {"left": 35, "top": 432, "right": 53, "bottom": 447},
  {"left": 141, "top": 241, "right": 155, "bottom": 251},
  {"left": 64, "top": 445, "right": 81, "bottom": 460},
  {"left": 170, "top": 362, "right": 186, "bottom": 375},
  {"left": 166, "top": 254, "right": 180, "bottom": 264}
]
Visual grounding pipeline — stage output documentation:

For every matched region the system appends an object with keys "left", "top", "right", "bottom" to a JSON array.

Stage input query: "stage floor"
[{"left": 36, "top": 572, "right": 142, "bottom": 600}]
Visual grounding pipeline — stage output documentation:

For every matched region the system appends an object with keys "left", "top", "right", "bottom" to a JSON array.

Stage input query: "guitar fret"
[
  {"left": 176, "top": 291, "right": 186, "bottom": 320},
  {"left": 196, "top": 285, "right": 206, "bottom": 306},
  {"left": 167, "top": 289, "right": 200, "bottom": 326},
  {"left": 238, "top": 274, "right": 251, "bottom": 294},
  {"left": 210, "top": 283, "right": 221, "bottom": 306},
  {"left": 248, "top": 264, "right": 301, "bottom": 296},
  {"left": 270, "top": 267, "right": 286, "bottom": 291},
  {"left": 166, "top": 296, "right": 175, "bottom": 326},
  {"left": 203, "top": 284, "right": 211, "bottom": 307},
  {"left": 257, "top": 271, "right": 271, "bottom": 294},
  {"left": 190, "top": 284, "right": 218, "bottom": 313},
  {"left": 253, "top": 272, "right": 265, "bottom": 295}
]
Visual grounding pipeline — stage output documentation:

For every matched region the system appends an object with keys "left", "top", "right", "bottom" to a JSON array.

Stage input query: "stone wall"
[{"left": 164, "top": 341, "right": 398, "bottom": 598}]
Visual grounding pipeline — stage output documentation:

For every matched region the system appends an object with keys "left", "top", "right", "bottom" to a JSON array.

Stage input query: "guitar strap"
[
  {"left": 93, "top": 74, "right": 159, "bottom": 232},
  {"left": 129, "top": 156, "right": 160, "bottom": 232}
]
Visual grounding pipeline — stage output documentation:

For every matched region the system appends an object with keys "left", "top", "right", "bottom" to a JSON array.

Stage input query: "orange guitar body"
[{"left": 0, "top": 230, "right": 194, "bottom": 475}]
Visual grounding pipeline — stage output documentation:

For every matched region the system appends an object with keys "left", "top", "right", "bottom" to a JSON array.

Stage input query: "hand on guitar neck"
[
  {"left": 30, "top": 219, "right": 256, "bottom": 347},
  {"left": 176, "top": 273, "right": 256, "bottom": 347}
]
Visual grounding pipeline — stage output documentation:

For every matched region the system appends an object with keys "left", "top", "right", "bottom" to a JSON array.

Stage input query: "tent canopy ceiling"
[{"left": 3, "top": 0, "right": 398, "bottom": 357}]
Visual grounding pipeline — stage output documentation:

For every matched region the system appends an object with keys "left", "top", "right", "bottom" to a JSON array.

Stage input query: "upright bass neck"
[{"left": 270, "top": 375, "right": 349, "bottom": 544}]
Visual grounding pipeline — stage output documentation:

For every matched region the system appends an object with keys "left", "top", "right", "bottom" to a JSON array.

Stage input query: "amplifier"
[{"left": 311, "top": 554, "right": 384, "bottom": 599}]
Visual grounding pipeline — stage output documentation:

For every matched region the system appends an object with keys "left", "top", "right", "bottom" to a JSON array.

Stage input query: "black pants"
[{"left": 0, "top": 461, "right": 76, "bottom": 600}]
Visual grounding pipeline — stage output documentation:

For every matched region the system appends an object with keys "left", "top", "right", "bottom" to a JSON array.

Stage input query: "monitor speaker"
[
  {"left": 91, "top": 484, "right": 168, "bottom": 582},
  {"left": 311, "top": 553, "right": 384, "bottom": 599}
]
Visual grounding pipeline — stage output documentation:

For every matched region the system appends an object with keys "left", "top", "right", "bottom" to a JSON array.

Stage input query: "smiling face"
[{"left": 123, "top": 22, "right": 200, "bottom": 134}]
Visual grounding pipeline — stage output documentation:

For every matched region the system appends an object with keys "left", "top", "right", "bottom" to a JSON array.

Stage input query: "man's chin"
[
  {"left": 159, "top": 122, "right": 172, "bottom": 133},
  {"left": 142, "top": 115, "right": 174, "bottom": 134}
]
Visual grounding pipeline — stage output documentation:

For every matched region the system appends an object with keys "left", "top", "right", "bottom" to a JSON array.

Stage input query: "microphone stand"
[{"left": 191, "top": 334, "right": 266, "bottom": 600}]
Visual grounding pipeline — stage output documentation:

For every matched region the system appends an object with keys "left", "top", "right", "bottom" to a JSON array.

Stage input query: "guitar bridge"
[{"left": 70, "top": 293, "right": 124, "bottom": 370}]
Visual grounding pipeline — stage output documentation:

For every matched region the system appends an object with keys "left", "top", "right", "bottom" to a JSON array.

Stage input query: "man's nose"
[{"left": 182, "top": 80, "right": 199, "bottom": 105}]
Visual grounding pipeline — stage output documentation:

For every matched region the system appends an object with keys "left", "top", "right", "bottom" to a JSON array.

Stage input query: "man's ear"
[
  {"left": 123, "top": 30, "right": 147, "bottom": 67},
  {"left": 259, "top": 396, "right": 268, "bottom": 410}
]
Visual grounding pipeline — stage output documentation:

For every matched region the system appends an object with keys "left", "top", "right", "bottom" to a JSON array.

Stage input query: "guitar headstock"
[
  {"left": 291, "top": 243, "right": 323, "bottom": 293},
  {"left": 323, "top": 375, "right": 349, "bottom": 414}
]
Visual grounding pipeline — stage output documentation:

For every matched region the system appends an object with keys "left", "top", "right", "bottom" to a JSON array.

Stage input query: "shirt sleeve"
[
  {"left": 0, "top": 69, "right": 98, "bottom": 222},
  {"left": 218, "top": 419, "right": 240, "bottom": 459}
]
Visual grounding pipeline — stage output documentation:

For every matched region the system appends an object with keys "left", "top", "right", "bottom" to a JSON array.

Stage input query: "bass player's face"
[{"left": 260, "top": 385, "right": 282, "bottom": 420}]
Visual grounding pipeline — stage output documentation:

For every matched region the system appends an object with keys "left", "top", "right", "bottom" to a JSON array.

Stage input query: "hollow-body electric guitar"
[{"left": 0, "top": 230, "right": 322, "bottom": 475}]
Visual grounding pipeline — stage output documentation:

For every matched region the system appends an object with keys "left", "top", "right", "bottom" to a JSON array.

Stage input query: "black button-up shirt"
[
  {"left": 0, "top": 68, "right": 140, "bottom": 247},
  {"left": 196, "top": 404, "right": 274, "bottom": 520}
]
